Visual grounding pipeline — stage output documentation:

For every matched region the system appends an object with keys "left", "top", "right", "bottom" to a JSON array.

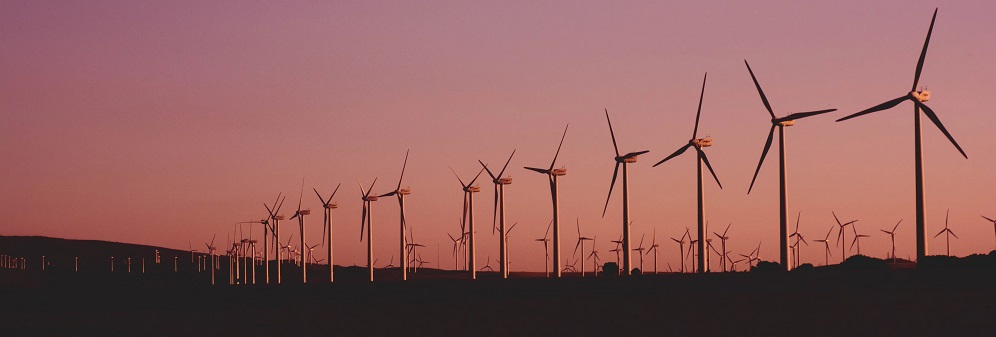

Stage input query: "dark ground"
[{"left": 2, "top": 236, "right": 995, "bottom": 336}]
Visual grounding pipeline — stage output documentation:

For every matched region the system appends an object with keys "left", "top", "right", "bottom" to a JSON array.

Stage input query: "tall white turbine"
[
  {"left": 836, "top": 9, "right": 967, "bottom": 262},
  {"left": 450, "top": 167, "right": 485, "bottom": 279},
  {"left": 653, "top": 73, "right": 723, "bottom": 273},
  {"left": 524, "top": 125, "right": 569, "bottom": 277},
  {"left": 314, "top": 183, "right": 341, "bottom": 283},
  {"left": 480, "top": 150, "right": 516, "bottom": 279},
  {"left": 379, "top": 150, "right": 413, "bottom": 281},
  {"left": 743, "top": 60, "right": 837, "bottom": 271},
  {"left": 601, "top": 109, "right": 650, "bottom": 276},
  {"left": 358, "top": 178, "right": 379, "bottom": 282}
]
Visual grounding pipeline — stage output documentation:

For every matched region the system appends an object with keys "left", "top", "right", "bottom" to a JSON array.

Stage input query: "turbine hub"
[{"left": 913, "top": 90, "right": 931, "bottom": 102}]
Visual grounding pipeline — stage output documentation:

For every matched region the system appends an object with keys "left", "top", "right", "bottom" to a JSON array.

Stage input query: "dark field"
[{"left": 2, "top": 236, "right": 995, "bottom": 336}]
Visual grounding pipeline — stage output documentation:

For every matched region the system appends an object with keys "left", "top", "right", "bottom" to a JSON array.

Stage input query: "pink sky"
[{"left": 2, "top": 1, "right": 995, "bottom": 272}]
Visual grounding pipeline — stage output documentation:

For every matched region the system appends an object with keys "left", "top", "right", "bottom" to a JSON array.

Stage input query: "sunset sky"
[{"left": 2, "top": 1, "right": 995, "bottom": 272}]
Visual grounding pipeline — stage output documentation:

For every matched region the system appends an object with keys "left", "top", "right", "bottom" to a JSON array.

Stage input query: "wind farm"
[{"left": 2, "top": 2, "right": 996, "bottom": 336}]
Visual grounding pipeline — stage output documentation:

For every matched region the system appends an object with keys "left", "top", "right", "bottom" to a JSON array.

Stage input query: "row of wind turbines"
[{"left": 191, "top": 8, "right": 990, "bottom": 285}]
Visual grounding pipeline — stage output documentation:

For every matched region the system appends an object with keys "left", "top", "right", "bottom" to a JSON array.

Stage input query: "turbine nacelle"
[
  {"left": 552, "top": 168, "right": 567, "bottom": 176},
  {"left": 297, "top": 209, "right": 311, "bottom": 216},
  {"left": 616, "top": 155, "right": 639, "bottom": 163},
  {"left": 912, "top": 90, "right": 931, "bottom": 102},
  {"left": 464, "top": 185, "right": 481, "bottom": 193},
  {"left": 497, "top": 177, "right": 512, "bottom": 185},
  {"left": 323, "top": 202, "right": 338, "bottom": 209},
  {"left": 778, "top": 120, "right": 795, "bottom": 127},
  {"left": 274, "top": 215, "right": 285, "bottom": 221},
  {"left": 363, "top": 196, "right": 379, "bottom": 202},
  {"left": 692, "top": 137, "right": 713, "bottom": 148},
  {"left": 398, "top": 187, "right": 412, "bottom": 195}
]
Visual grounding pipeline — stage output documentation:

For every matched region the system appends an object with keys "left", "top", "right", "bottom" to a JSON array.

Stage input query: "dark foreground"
[{"left": 2, "top": 266, "right": 994, "bottom": 337}]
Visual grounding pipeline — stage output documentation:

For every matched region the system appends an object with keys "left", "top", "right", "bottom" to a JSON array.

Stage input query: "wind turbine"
[
  {"left": 524, "top": 125, "right": 569, "bottom": 278},
  {"left": 835, "top": 9, "right": 967, "bottom": 261},
  {"left": 832, "top": 211, "right": 857, "bottom": 263},
  {"left": 744, "top": 60, "right": 837, "bottom": 271},
  {"left": 789, "top": 213, "right": 807, "bottom": 268},
  {"left": 588, "top": 238, "right": 602, "bottom": 276},
  {"left": 358, "top": 178, "right": 379, "bottom": 282},
  {"left": 535, "top": 221, "right": 552, "bottom": 278},
  {"left": 632, "top": 234, "right": 646, "bottom": 273},
  {"left": 288, "top": 180, "right": 311, "bottom": 283},
  {"left": 881, "top": 219, "right": 903, "bottom": 262},
  {"left": 480, "top": 149, "right": 516, "bottom": 279},
  {"left": 263, "top": 195, "right": 286, "bottom": 284},
  {"left": 934, "top": 209, "right": 958, "bottom": 256},
  {"left": 712, "top": 224, "right": 731, "bottom": 272},
  {"left": 849, "top": 225, "right": 870, "bottom": 256},
  {"left": 480, "top": 256, "right": 495, "bottom": 272},
  {"left": 497, "top": 222, "right": 518, "bottom": 278},
  {"left": 647, "top": 229, "right": 660, "bottom": 274},
  {"left": 314, "top": 183, "right": 340, "bottom": 283},
  {"left": 981, "top": 215, "right": 996, "bottom": 251},
  {"left": 447, "top": 232, "right": 462, "bottom": 271},
  {"left": 653, "top": 73, "right": 723, "bottom": 273},
  {"left": 451, "top": 167, "right": 485, "bottom": 279},
  {"left": 573, "top": 219, "right": 593, "bottom": 277},
  {"left": 600, "top": 109, "right": 650, "bottom": 276},
  {"left": 379, "top": 150, "right": 412, "bottom": 281},
  {"left": 671, "top": 230, "right": 688, "bottom": 273},
  {"left": 205, "top": 235, "right": 217, "bottom": 285},
  {"left": 813, "top": 225, "right": 833, "bottom": 266}
]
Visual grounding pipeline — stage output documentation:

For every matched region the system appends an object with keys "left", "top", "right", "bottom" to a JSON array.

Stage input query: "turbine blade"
[
  {"left": 913, "top": 8, "right": 938, "bottom": 92},
  {"left": 360, "top": 203, "right": 367, "bottom": 242},
  {"left": 498, "top": 149, "right": 516, "bottom": 178},
  {"left": 523, "top": 167, "right": 548, "bottom": 174},
  {"left": 777, "top": 109, "right": 837, "bottom": 122},
  {"left": 313, "top": 188, "right": 325, "bottom": 205},
  {"left": 915, "top": 101, "right": 967, "bottom": 158},
  {"left": 653, "top": 144, "right": 692, "bottom": 167},
  {"left": 748, "top": 124, "right": 776, "bottom": 194},
  {"left": 836, "top": 96, "right": 908, "bottom": 122},
  {"left": 549, "top": 124, "right": 569, "bottom": 170},
  {"left": 479, "top": 160, "right": 496, "bottom": 180},
  {"left": 983, "top": 215, "right": 995, "bottom": 223},
  {"left": 605, "top": 109, "right": 620, "bottom": 157},
  {"left": 622, "top": 150, "right": 650, "bottom": 159},
  {"left": 693, "top": 73, "right": 707, "bottom": 139},
  {"left": 397, "top": 149, "right": 409, "bottom": 190},
  {"left": 492, "top": 187, "right": 498, "bottom": 235},
  {"left": 469, "top": 167, "right": 486, "bottom": 185},
  {"left": 449, "top": 166, "right": 468, "bottom": 188},
  {"left": 698, "top": 149, "right": 723, "bottom": 189},
  {"left": 893, "top": 219, "right": 903, "bottom": 232},
  {"left": 744, "top": 60, "right": 775, "bottom": 118},
  {"left": 601, "top": 162, "right": 621, "bottom": 218},
  {"left": 329, "top": 183, "right": 341, "bottom": 200},
  {"left": 367, "top": 177, "right": 378, "bottom": 196},
  {"left": 377, "top": 191, "right": 397, "bottom": 198}
]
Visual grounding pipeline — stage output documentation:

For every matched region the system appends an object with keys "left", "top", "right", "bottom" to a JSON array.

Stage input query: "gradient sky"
[{"left": 2, "top": 1, "right": 995, "bottom": 272}]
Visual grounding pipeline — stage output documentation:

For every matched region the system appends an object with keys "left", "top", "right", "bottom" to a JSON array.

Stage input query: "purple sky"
[{"left": 2, "top": 1, "right": 995, "bottom": 271}]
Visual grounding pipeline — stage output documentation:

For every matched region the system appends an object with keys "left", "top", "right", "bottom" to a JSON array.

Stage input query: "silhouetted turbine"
[{"left": 835, "top": 8, "right": 967, "bottom": 261}]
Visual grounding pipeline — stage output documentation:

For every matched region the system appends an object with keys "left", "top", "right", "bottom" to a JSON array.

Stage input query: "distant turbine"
[
  {"left": 524, "top": 125, "right": 569, "bottom": 278},
  {"left": 534, "top": 221, "right": 553, "bottom": 278},
  {"left": 744, "top": 60, "right": 836, "bottom": 271},
  {"left": 832, "top": 211, "right": 858, "bottom": 263},
  {"left": 813, "top": 225, "right": 833, "bottom": 266},
  {"left": 588, "top": 237, "right": 602, "bottom": 276},
  {"left": 358, "top": 178, "right": 379, "bottom": 282},
  {"left": 497, "top": 222, "right": 518, "bottom": 277},
  {"left": 379, "top": 150, "right": 412, "bottom": 281},
  {"left": 204, "top": 235, "right": 217, "bottom": 285},
  {"left": 835, "top": 8, "right": 967, "bottom": 261},
  {"left": 849, "top": 224, "right": 870, "bottom": 256},
  {"left": 933, "top": 209, "right": 958, "bottom": 256},
  {"left": 632, "top": 234, "right": 647, "bottom": 273},
  {"left": 480, "top": 149, "right": 516, "bottom": 279},
  {"left": 647, "top": 229, "right": 661, "bottom": 274},
  {"left": 789, "top": 213, "right": 807, "bottom": 268},
  {"left": 288, "top": 180, "right": 311, "bottom": 283},
  {"left": 981, "top": 215, "right": 996, "bottom": 251},
  {"left": 451, "top": 167, "right": 485, "bottom": 279},
  {"left": 573, "top": 219, "right": 593, "bottom": 277},
  {"left": 314, "top": 183, "right": 341, "bottom": 283},
  {"left": 601, "top": 109, "right": 650, "bottom": 276},
  {"left": 670, "top": 230, "right": 689, "bottom": 273},
  {"left": 263, "top": 195, "right": 286, "bottom": 284},
  {"left": 880, "top": 219, "right": 903, "bottom": 262},
  {"left": 712, "top": 224, "right": 731, "bottom": 272},
  {"left": 653, "top": 73, "right": 723, "bottom": 273}
]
